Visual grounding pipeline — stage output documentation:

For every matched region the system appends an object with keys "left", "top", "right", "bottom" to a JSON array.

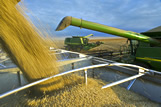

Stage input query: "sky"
[{"left": 21, "top": 0, "right": 161, "bottom": 38}]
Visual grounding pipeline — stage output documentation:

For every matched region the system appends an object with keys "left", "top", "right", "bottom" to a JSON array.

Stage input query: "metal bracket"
[
  {"left": 127, "top": 79, "right": 136, "bottom": 90},
  {"left": 102, "top": 68, "right": 147, "bottom": 89}
]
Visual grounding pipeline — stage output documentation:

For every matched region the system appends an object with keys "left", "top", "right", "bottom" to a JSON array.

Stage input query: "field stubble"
[{"left": 54, "top": 37, "right": 128, "bottom": 52}]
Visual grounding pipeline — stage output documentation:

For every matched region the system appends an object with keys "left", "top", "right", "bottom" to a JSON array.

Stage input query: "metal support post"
[
  {"left": 84, "top": 69, "right": 87, "bottom": 85},
  {"left": 17, "top": 71, "right": 21, "bottom": 86},
  {"left": 72, "top": 63, "right": 74, "bottom": 69}
]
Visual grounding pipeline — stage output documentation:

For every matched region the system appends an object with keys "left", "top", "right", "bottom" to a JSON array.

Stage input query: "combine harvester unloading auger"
[
  {"left": 56, "top": 16, "right": 161, "bottom": 71},
  {"left": 56, "top": 16, "right": 161, "bottom": 102}
]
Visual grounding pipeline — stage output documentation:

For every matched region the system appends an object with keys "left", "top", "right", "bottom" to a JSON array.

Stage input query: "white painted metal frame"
[
  {"left": 0, "top": 63, "right": 109, "bottom": 99},
  {"left": 0, "top": 61, "right": 157, "bottom": 99},
  {"left": 0, "top": 48, "right": 160, "bottom": 99}
]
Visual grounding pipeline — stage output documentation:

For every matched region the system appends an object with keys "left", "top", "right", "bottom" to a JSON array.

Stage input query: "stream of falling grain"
[{"left": 0, "top": 0, "right": 64, "bottom": 94}]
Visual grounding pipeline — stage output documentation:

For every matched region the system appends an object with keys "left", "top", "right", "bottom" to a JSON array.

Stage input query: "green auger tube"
[{"left": 56, "top": 16, "right": 160, "bottom": 46}]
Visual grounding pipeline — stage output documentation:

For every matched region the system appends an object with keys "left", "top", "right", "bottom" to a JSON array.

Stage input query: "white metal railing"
[
  {"left": 0, "top": 61, "right": 159, "bottom": 99},
  {"left": 50, "top": 48, "right": 87, "bottom": 58},
  {"left": 102, "top": 73, "right": 146, "bottom": 89},
  {"left": 1, "top": 48, "right": 161, "bottom": 99},
  {"left": 0, "top": 63, "right": 109, "bottom": 99},
  {"left": 0, "top": 49, "right": 161, "bottom": 99},
  {"left": 0, "top": 58, "right": 10, "bottom": 68}
]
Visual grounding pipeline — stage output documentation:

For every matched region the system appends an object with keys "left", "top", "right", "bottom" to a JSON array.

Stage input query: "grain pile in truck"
[{"left": 1, "top": 76, "right": 159, "bottom": 106}]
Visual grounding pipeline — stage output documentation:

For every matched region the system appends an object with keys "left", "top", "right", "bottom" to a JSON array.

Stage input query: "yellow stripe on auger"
[{"left": 136, "top": 57, "right": 161, "bottom": 62}]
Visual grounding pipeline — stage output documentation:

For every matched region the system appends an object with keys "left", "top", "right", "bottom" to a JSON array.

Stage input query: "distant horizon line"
[{"left": 51, "top": 36, "right": 125, "bottom": 40}]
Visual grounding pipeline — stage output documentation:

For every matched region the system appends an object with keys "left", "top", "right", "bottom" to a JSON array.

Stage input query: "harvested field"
[
  {"left": 89, "top": 37, "right": 128, "bottom": 51},
  {"left": 54, "top": 37, "right": 128, "bottom": 52}
]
